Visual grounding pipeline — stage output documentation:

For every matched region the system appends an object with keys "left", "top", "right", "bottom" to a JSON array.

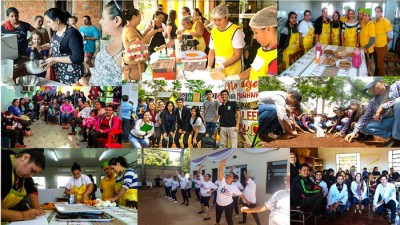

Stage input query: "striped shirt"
[
  {"left": 117, "top": 168, "right": 138, "bottom": 190},
  {"left": 341, "top": 21, "right": 361, "bottom": 34}
]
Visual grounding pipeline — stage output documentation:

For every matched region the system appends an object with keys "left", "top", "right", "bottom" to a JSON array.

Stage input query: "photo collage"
[{"left": 0, "top": 0, "right": 399, "bottom": 225}]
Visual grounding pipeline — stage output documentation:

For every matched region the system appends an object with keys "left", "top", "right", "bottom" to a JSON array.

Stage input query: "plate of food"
[
  {"left": 320, "top": 57, "right": 336, "bottom": 67},
  {"left": 334, "top": 51, "right": 348, "bottom": 59},
  {"left": 324, "top": 49, "right": 334, "bottom": 55},
  {"left": 336, "top": 59, "right": 352, "bottom": 69}
]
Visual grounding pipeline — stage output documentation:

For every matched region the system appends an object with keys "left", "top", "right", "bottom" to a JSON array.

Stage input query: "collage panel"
[
  {"left": 121, "top": 79, "right": 258, "bottom": 149},
  {"left": 290, "top": 147, "right": 400, "bottom": 225},
  {"left": 258, "top": 76, "right": 399, "bottom": 148},
  {"left": 1, "top": 86, "right": 122, "bottom": 148},
  {"left": 1, "top": 0, "right": 124, "bottom": 87},
  {"left": 138, "top": 148, "right": 289, "bottom": 225},
  {"left": 278, "top": 1, "right": 400, "bottom": 76},
  {"left": 1, "top": 148, "right": 138, "bottom": 224}
]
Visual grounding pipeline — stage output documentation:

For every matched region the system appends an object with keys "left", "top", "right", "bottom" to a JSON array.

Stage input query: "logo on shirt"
[
  {"left": 227, "top": 106, "right": 231, "bottom": 110},
  {"left": 220, "top": 186, "right": 231, "bottom": 196}
]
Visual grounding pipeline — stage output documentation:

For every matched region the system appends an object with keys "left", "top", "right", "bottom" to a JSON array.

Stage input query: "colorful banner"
[{"left": 223, "top": 80, "right": 259, "bottom": 103}]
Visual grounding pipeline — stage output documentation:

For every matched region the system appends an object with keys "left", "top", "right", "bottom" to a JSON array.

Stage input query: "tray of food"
[
  {"left": 55, "top": 212, "right": 113, "bottom": 222},
  {"left": 336, "top": 59, "right": 352, "bottom": 69},
  {"left": 320, "top": 57, "right": 336, "bottom": 66},
  {"left": 324, "top": 49, "right": 334, "bottom": 55},
  {"left": 55, "top": 204, "right": 103, "bottom": 214}
]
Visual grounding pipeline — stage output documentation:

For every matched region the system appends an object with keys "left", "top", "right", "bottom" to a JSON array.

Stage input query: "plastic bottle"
[{"left": 352, "top": 48, "right": 362, "bottom": 68}]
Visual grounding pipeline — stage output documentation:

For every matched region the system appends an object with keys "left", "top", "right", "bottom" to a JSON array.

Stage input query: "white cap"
[
  {"left": 249, "top": 5, "right": 277, "bottom": 29},
  {"left": 211, "top": 4, "right": 230, "bottom": 19}
]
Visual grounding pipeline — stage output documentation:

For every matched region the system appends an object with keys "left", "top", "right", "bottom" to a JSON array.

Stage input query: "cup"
[{"left": 1, "top": 59, "right": 14, "bottom": 83}]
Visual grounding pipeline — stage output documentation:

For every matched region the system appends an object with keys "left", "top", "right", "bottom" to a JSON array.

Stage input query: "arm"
[
  {"left": 81, "top": 183, "right": 94, "bottom": 203},
  {"left": 218, "top": 159, "right": 226, "bottom": 182},
  {"left": 144, "top": 122, "right": 155, "bottom": 139},
  {"left": 197, "top": 165, "right": 204, "bottom": 176},
  {"left": 235, "top": 109, "right": 240, "bottom": 130},
  {"left": 207, "top": 49, "right": 215, "bottom": 69},
  {"left": 241, "top": 204, "right": 268, "bottom": 213},
  {"left": 102, "top": 116, "right": 120, "bottom": 133},
  {"left": 111, "top": 186, "right": 128, "bottom": 202},
  {"left": 190, "top": 21, "right": 204, "bottom": 37},
  {"left": 222, "top": 48, "right": 242, "bottom": 69}
]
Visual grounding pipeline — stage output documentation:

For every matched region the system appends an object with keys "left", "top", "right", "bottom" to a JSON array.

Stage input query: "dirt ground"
[
  {"left": 259, "top": 133, "right": 388, "bottom": 148},
  {"left": 139, "top": 187, "right": 268, "bottom": 225}
]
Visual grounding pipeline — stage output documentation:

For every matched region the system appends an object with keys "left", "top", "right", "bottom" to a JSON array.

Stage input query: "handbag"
[{"left": 201, "top": 136, "right": 217, "bottom": 149}]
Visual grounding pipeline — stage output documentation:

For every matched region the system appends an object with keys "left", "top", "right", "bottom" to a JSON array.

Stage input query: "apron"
[
  {"left": 2, "top": 155, "right": 27, "bottom": 209},
  {"left": 303, "top": 23, "right": 315, "bottom": 53},
  {"left": 344, "top": 25, "right": 358, "bottom": 47},
  {"left": 249, "top": 47, "right": 277, "bottom": 79},
  {"left": 331, "top": 27, "right": 341, "bottom": 46},
  {"left": 71, "top": 177, "right": 88, "bottom": 203},
  {"left": 283, "top": 28, "right": 300, "bottom": 68},
  {"left": 115, "top": 169, "right": 138, "bottom": 207},
  {"left": 50, "top": 27, "right": 84, "bottom": 85},
  {"left": 148, "top": 22, "right": 166, "bottom": 56},
  {"left": 320, "top": 22, "right": 331, "bottom": 45},
  {"left": 184, "top": 20, "right": 206, "bottom": 51}
]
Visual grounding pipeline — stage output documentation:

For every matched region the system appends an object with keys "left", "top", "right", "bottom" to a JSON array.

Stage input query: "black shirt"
[
  {"left": 1, "top": 21, "right": 32, "bottom": 56},
  {"left": 218, "top": 101, "right": 239, "bottom": 127},
  {"left": 291, "top": 174, "right": 322, "bottom": 206},
  {"left": 1, "top": 150, "right": 38, "bottom": 201}
]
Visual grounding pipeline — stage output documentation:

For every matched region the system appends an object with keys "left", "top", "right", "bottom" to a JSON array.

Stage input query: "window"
[
  {"left": 266, "top": 160, "right": 287, "bottom": 194},
  {"left": 321, "top": 3, "right": 334, "bottom": 16},
  {"left": 366, "top": 2, "right": 386, "bottom": 17},
  {"left": 388, "top": 150, "right": 400, "bottom": 171},
  {"left": 57, "top": 176, "right": 71, "bottom": 189},
  {"left": 336, "top": 153, "right": 360, "bottom": 173},
  {"left": 32, "top": 177, "right": 45, "bottom": 189},
  {"left": 342, "top": 2, "right": 356, "bottom": 15}
]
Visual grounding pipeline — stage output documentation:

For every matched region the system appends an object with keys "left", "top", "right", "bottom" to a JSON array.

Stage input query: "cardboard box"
[{"left": 152, "top": 58, "right": 176, "bottom": 80}]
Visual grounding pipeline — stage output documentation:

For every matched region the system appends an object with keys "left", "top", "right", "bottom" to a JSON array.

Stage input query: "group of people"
[
  {"left": 1, "top": 86, "right": 123, "bottom": 148},
  {"left": 291, "top": 152, "right": 400, "bottom": 225},
  {"left": 122, "top": 3, "right": 277, "bottom": 80},
  {"left": 0, "top": 149, "right": 138, "bottom": 223},
  {"left": 121, "top": 89, "right": 240, "bottom": 149},
  {"left": 279, "top": 6, "right": 393, "bottom": 75},
  {"left": 258, "top": 78, "right": 400, "bottom": 147},
  {"left": 2, "top": 1, "right": 124, "bottom": 85}
]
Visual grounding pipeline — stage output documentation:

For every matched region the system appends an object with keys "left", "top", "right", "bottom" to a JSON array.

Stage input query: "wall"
[
  {"left": 72, "top": 0, "right": 102, "bottom": 30},
  {"left": 190, "top": 149, "right": 289, "bottom": 204},
  {"left": 136, "top": 165, "right": 181, "bottom": 185},
  {"left": 319, "top": 148, "right": 389, "bottom": 173},
  {"left": 1, "top": 86, "right": 29, "bottom": 111}
]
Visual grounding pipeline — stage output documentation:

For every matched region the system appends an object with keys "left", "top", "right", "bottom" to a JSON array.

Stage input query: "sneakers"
[
  {"left": 185, "top": 202, "right": 190, "bottom": 206},
  {"left": 233, "top": 214, "right": 240, "bottom": 219},
  {"left": 164, "top": 196, "right": 168, "bottom": 199},
  {"left": 173, "top": 201, "right": 178, "bottom": 203}
]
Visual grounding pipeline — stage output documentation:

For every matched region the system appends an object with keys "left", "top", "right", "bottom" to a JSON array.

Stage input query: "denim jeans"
[
  {"left": 258, "top": 104, "right": 281, "bottom": 135},
  {"left": 129, "top": 135, "right": 149, "bottom": 148},
  {"left": 376, "top": 199, "right": 397, "bottom": 222},
  {"left": 205, "top": 122, "right": 216, "bottom": 137},
  {"left": 352, "top": 197, "right": 369, "bottom": 205},
  {"left": 60, "top": 112, "right": 73, "bottom": 124},
  {"left": 122, "top": 118, "right": 134, "bottom": 142},
  {"left": 359, "top": 117, "right": 394, "bottom": 139},
  {"left": 327, "top": 200, "right": 350, "bottom": 215}
]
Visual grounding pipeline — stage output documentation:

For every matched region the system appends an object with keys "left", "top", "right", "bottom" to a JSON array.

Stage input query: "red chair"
[{"left": 99, "top": 119, "right": 122, "bottom": 148}]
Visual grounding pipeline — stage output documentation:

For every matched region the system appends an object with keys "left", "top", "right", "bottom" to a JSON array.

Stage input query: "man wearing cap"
[
  {"left": 258, "top": 90, "right": 302, "bottom": 142},
  {"left": 207, "top": 4, "right": 246, "bottom": 77},
  {"left": 345, "top": 78, "right": 400, "bottom": 147},
  {"left": 100, "top": 162, "right": 116, "bottom": 201}
]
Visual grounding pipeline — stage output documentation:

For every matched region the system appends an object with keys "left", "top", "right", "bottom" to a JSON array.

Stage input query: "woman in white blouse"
[
  {"left": 351, "top": 173, "right": 369, "bottom": 214},
  {"left": 189, "top": 106, "right": 206, "bottom": 148}
]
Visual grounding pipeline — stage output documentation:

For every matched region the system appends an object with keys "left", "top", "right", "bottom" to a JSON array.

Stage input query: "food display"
[
  {"left": 348, "top": 52, "right": 354, "bottom": 58},
  {"left": 41, "top": 202, "right": 57, "bottom": 210},
  {"left": 92, "top": 199, "right": 117, "bottom": 208},
  {"left": 152, "top": 58, "right": 176, "bottom": 80},
  {"left": 336, "top": 59, "right": 352, "bottom": 69},
  {"left": 334, "top": 51, "right": 348, "bottom": 59},
  {"left": 321, "top": 57, "right": 336, "bottom": 66},
  {"left": 179, "top": 50, "right": 208, "bottom": 72},
  {"left": 324, "top": 49, "right": 334, "bottom": 55}
]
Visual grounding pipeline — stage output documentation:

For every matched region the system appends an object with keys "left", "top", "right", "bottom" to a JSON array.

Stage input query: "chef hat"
[
  {"left": 249, "top": 5, "right": 277, "bottom": 28},
  {"left": 211, "top": 4, "right": 230, "bottom": 19}
]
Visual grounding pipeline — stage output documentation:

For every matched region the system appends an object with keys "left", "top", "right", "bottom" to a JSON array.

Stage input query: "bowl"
[
  {"left": 24, "top": 60, "right": 45, "bottom": 74},
  {"left": 18, "top": 75, "right": 39, "bottom": 86}
]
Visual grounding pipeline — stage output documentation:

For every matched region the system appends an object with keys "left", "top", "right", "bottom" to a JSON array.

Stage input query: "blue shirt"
[
  {"left": 79, "top": 25, "right": 100, "bottom": 53},
  {"left": 8, "top": 105, "right": 22, "bottom": 117},
  {"left": 117, "top": 168, "right": 138, "bottom": 190},
  {"left": 120, "top": 101, "right": 134, "bottom": 120}
]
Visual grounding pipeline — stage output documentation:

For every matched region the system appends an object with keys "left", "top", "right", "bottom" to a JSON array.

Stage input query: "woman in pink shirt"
[
  {"left": 60, "top": 99, "right": 74, "bottom": 127},
  {"left": 87, "top": 104, "right": 119, "bottom": 148}
]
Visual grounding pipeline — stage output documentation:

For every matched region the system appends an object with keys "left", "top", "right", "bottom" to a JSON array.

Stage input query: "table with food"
[{"left": 280, "top": 45, "right": 368, "bottom": 77}]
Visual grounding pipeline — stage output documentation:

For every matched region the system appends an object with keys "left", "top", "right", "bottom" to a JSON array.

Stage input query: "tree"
[
  {"left": 182, "top": 149, "right": 191, "bottom": 173},
  {"left": 259, "top": 77, "right": 285, "bottom": 92},
  {"left": 185, "top": 80, "right": 213, "bottom": 93},
  {"left": 172, "top": 80, "right": 183, "bottom": 92},
  {"left": 139, "top": 149, "right": 171, "bottom": 166}
]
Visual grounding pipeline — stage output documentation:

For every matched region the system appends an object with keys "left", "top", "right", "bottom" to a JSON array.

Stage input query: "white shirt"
[
  {"left": 242, "top": 178, "right": 256, "bottom": 203},
  {"left": 298, "top": 20, "right": 314, "bottom": 37},
  {"left": 266, "top": 190, "right": 290, "bottom": 225},
  {"left": 171, "top": 180, "right": 179, "bottom": 191},
  {"left": 209, "top": 22, "right": 246, "bottom": 50},
  {"left": 373, "top": 183, "right": 398, "bottom": 206},
  {"left": 178, "top": 174, "right": 189, "bottom": 189},
  {"left": 65, "top": 174, "right": 92, "bottom": 189},
  {"left": 216, "top": 178, "right": 242, "bottom": 206},
  {"left": 327, "top": 183, "right": 348, "bottom": 207},
  {"left": 316, "top": 180, "right": 328, "bottom": 197},
  {"left": 351, "top": 180, "right": 368, "bottom": 200},
  {"left": 258, "top": 91, "right": 291, "bottom": 129},
  {"left": 190, "top": 117, "right": 206, "bottom": 134},
  {"left": 194, "top": 179, "right": 201, "bottom": 189},
  {"left": 163, "top": 178, "right": 171, "bottom": 187},
  {"left": 199, "top": 176, "right": 218, "bottom": 197},
  {"left": 232, "top": 181, "right": 244, "bottom": 197}
]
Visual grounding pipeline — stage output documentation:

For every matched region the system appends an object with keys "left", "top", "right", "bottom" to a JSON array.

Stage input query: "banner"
[{"left": 122, "top": 83, "right": 139, "bottom": 110}]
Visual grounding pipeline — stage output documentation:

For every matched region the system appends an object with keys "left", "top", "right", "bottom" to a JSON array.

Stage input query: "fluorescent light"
[
  {"left": 51, "top": 150, "right": 58, "bottom": 161},
  {"left": 99, "top": 150, "right": 108, "bottom": 161}
]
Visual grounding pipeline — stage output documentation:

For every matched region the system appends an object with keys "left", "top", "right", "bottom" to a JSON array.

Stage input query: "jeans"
[
  {"left": 359, "top": 117, "right": 394, "bottom": 139},
  {"left": 216, "top": 202, "right": 235, "bottom": 225},
  {"left": 60, "top": 112, "right": 73, "bottom": 124},
  {"left": 258, "top": 104, "right": 281, "bottom": 135},
  {"left": 327, "top": 201, "right": 350, "bottom": 215},
  {"left": 122, "top": 118, "right": 134, "bottom": 142},
  {"left": 129, "top": 135, "right": 149, "bottom": 148},
  {"left": 352, "top": 197, "right": 369, "bottom": 205},
  {"left": 376, "top": 199, "right": 397, "bottom": 222},
  {"left": 205, "top": 121, "right": 216, "bottom": 137}
]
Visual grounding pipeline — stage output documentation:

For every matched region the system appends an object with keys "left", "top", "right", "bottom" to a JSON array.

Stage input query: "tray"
[
  {"left": 55, "top": 204, "right": 103, "bottom": 214},
  {"left": 55, "top": 212, "right": 113, "bottom": 222}
]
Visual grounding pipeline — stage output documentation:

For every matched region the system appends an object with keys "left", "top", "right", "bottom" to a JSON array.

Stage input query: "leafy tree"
[
  {"left": 172, "top": 80, "right": 183, "bottom": 92},
  {"left": 185, "top": 80, "right": 213, "bottom": 93},
  {"left": 182, "top": 149, "right": 191, "bottom": 173},
  {"left": 259, "top": 77, "right": 285, "bottom": 92},
  {"left": 139, "top": 149, "right": 170, "bottom": 166}
]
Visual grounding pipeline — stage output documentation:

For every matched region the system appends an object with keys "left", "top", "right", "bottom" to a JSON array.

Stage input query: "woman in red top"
[
  {"left": 31, "top": 90, "right": 42, "bottom": 120},
  {"left": 87, "top": 104, "right": 119, "bottom": 148}
]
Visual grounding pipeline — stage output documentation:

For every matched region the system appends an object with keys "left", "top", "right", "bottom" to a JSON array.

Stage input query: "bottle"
[
  {"left": 69, "top": 194, "right": 75, "bottom": 204},
  {"left": 30, "top": 49, "right": 36, "bottom": 61},
  {"left": 315, "top": 42, "right": 322, "bottom": 57},
  {"left": 352, "top": 48, "right": 361, "bottom": 68}
]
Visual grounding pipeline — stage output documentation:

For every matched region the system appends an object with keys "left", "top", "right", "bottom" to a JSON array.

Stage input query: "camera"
[{"left": 181, "top": 34, "right": 199, "bottom": 51}]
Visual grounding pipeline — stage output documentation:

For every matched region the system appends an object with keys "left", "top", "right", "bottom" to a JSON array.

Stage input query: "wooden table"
[{"left": 280, "top": 45, "right": 368, "bottom": 76}]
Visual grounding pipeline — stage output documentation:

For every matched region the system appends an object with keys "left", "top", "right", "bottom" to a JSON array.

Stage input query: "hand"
[
  {"left": 373, "top": 106, "right": 383, "bottom": 121},
  {"left": 193, "top": 139, "right": 197, "bottom": 145},
  {"left": 235, "top": 126, "right": 239, "bottom": 131},
  {"left": 334, "top": 132, "right": 341, "bottom": 137},
  {"left": 99, "top": 129, "right": 104, "bottom": 133},
  {"left": 158, "top": 28, "right": 164, "bottom": 33},
  {"left": 220, "top": 158, "right": 227, "bottom": 166},
  {"left": 215, "top": 64, "right": 225, "bottom": 72},
  {"left": 231, "top": 165, "right": 236, "bottom": 170},
  {"left": 182, "top": 131, "right": 186, "bottom": 134},
  {"left": 179, "top": 129, "right": 182, "bottom": 134},
  {"left": 23, "top": 209, "right": 45, "bottom": 220},
  {"left": 81, "top": 196, "right": 86, "bottom": 203},
  {"left": 372, "top": 205, "right": 376, "bottom": 212},
  {"left": 205, "top": 67, "right": 212, "bottom": 72},
  {"left": 345, "top": 133, "right": 356, "bottom": 143},
  {"left": 241, "top": 206, "right": 250, "bottom": 213},
  {"left": 42, "top": 57, "right": 57, "bottom": 71},
  {"left": 163, "top": 133, "right": 167, "bottom": 138}
]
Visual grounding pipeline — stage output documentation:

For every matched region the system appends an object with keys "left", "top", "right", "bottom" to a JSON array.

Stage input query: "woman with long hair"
[
  {"left": 341, "top": 9, "right": 360, "bottom": 47},
  {"left": 351, "top": 173, "right": 368, "bottom": 214},
  {"left": 330, "top": 11, "right": 343, "bottom": 46},
  {"left": 279, "top": 12, "right": 300, "bottom": 68},
  {"left": 166, "top": 10, "right": 177, "bottom": 44},
  {"left": 161, "top": 101, "right": 176, "bottom": 148},
  {"left": 108, "top": 157, "right": 138, "bottom": 206},
  {"left": 129, "top": 111, "right": 154, "bottom": 148},
  {"left": 154, "top": 100, "right": 165, "bottom": 147},
  {"left": 190, "top": 106, "right": 206, "bottom": 148}
]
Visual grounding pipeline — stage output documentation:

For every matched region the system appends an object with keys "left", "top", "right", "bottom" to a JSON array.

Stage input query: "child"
[
  {"left": 28, "top": 15, "right": 50, "bottom": 44},
  {"left": 81, "top": 109, "right": 98, "bottom": 142},
  {"left": 26, "top": 31, "right": 49, "bottom": 77},
  {"left": 120, "top": 95, "right": 135, "bottom": 143}
]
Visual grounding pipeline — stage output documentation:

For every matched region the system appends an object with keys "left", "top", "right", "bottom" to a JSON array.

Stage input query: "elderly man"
[{"left": 345, "top": 78, "right": 400, "bottom": 147}]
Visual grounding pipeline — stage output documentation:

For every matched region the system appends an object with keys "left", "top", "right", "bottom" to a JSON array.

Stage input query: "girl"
[
  {"left": 147, "top": 102, "right": 158, "bottom": 146},
  {"left": 154, "top": 100, "right": 165, "bottom": 147},
  {"left": 351, "top": 173, "right": 368, "bottom": 214},
  {"left": 341, "top": 9, "right": 360, "bottom": 47},
  {"left": 161, "top": 101, "right": 176, "bottom": 148},
  {"left": 129, "top": 111, "right": 154, "bottom": 148},
  {"left": 279, "top": 12, "right": 300, "bottom": 68},
  {"left": 81, "top": 109, "right": 98, "bottom": 142},
  {"left": 190, "top": 106, "right": 206, "bottom": 148},
  {"left": 18, "top": 98, "right": 36, "bottom": 121},
  {"left": 28, "top": 15, "right": 50, "bottom": 44},
  {"left": 26, "top": 31, "right": 49, "bottom": 78},
  {"left": 146, "top": 11, "right": 167, "bottom": 56},
  {"left": 331, "top": 11, "right": 343, "bottom": 46}
]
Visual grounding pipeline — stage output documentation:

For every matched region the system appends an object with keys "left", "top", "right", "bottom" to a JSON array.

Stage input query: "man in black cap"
[
  {"left": 258, "top": 90, "right": 302, "bottom": 142},
  {"left": 345, "top": 78, "right": 400, "bottom": 147}
]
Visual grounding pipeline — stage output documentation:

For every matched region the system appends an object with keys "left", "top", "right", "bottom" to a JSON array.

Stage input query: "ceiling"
[{"left": 8, "top": 149, "right": 138, "bottom": 167}]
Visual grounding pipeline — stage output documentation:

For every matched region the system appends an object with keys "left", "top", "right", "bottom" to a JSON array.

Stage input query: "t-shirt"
[
  {"left": 190, "top": 117, "right": 206, "bottom": 134},
  {"left": 163, "top": 178, "right": 171, "bottom": 187},
  {"left": 374, "top": 17, "right": 392, "bottom": 47},
  {"left": 178, "top": 174, "right": 189, "bottom": 189},
  {"left": 65, "top": 174, "right": 92, "bottom": 189},
  {"left": 8, "top": 105, "right": 22, "bottom": 117},
  {"left": 266, "top": 190, "right": 290, "bottom": 225},
  {"left": 1, "top": 150, "right": 38, "bottom": 201},
  {"left": 194, "top": 179, "right": 201, "bottom": 189},
  {"left": 100, "top": 174, "right": 116, "bottom": 200},
  {"left": 200, "top": 176, "right": 218, "bottom": 197},
  {"left": 232, "top": 181, "right": 244, "bottom": 197},
  {"left": 298, "top": 20, "right": 314, "bottom": 37},
  {"left": 120, "top": 102, "right": 134, "bottom": 120},
  {"left": 218, "top": 101, "right": 239, "bottom": 127},
  {"left": 117, "top": 168, "right": 138, "bottom": 190},
  {"left": 242, "top": 178, "right": 257, "bottom": 203},
  {"left": 209, "top": 22, "right": 246, "bottom": 49},
  {"left": 171, "top": 180, "right": 180, "bottom": 190},
  {"left": 216, "top": 178, "right": 242, "bottom": 206},
  {"left": 203, "top": 99, "right": 220, "bottom": 122},
  {"left": 79, "top": 25, "right": 100, "bottom": 53}
]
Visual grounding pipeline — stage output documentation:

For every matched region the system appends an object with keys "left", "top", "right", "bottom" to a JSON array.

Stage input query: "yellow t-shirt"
[
  {"left": 360, "top": 21, "right": 375, "bottom": 53},
  {"left": 340, "top": 16, "right": 348, "bottom": 23},
  {"left": 374, "top": 17, "right": 392, "bottom": 47},
  {"left": 100, "top": 174, "right": 116, "bottom": 200},
  {"left": 184, "top": 20, "right": 206, "bottom": 51}
]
